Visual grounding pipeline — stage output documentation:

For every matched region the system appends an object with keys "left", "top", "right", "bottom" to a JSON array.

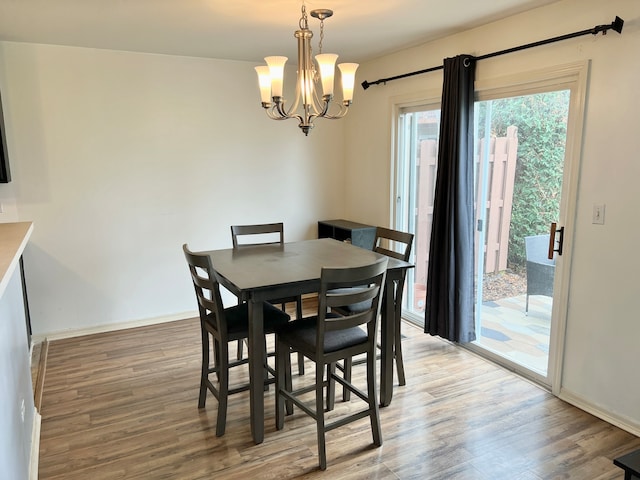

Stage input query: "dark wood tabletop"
[{"left": 206, "top": 237, "right": 407, "bottom": 292}]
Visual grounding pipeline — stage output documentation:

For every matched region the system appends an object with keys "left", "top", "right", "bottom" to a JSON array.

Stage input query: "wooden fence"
[{"left": 413, "top": 126, "right": 518, "bottom": 310}]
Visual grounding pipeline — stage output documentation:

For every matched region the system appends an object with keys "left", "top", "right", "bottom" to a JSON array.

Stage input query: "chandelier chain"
[
  {"left": 300, "top": 1, "right": 308, "bottom": 30},
  {"left": 318, "top": 19, "right": 325, "bottom": 54}
]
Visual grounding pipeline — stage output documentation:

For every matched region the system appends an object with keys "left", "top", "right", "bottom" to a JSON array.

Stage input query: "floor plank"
[{"left": 38, "top": 304, "right": 639, "bottom": 479}]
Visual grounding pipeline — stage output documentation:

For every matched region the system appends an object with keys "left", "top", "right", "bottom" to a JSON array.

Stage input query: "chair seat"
[
  {"left": 277, "top": 314, "right": 367, "bottom": 354},
  {"left": 208, "top": 301, "right": 291, "bottom": 341}
]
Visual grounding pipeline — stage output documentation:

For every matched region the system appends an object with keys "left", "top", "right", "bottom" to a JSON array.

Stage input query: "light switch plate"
[{"left": 592, "top": 204, "right": 605, "bottom": 225}]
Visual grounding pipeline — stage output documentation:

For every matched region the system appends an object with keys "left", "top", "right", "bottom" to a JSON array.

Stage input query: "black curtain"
[{"left": 424, "top": 55, "right": 476, "bottom": 343}]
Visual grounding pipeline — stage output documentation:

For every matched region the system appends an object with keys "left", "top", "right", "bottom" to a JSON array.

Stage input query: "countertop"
[{"left": 0, "top": 221, "right": 33, "bottom": 296}]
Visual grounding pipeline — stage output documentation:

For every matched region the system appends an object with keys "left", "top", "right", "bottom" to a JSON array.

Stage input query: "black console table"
[
  {"left": 318, "top": 219, "right": 376, "bottom": 250},
  {"left": 614, "top": 449, "right": 640, "bottom": 480}
]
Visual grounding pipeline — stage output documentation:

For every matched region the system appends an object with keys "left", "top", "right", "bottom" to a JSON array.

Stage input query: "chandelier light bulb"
[
  {"left": 265, "top": 56, "right": 288, "bottom": 99},
  {"left": 255, "top": 66, "right": 272, "bottom": 105},
  {"left": 338, "top": 63, "right": 359, "bottom": 103},
  {"left": 315, "top": 53, "right": 338, "bottom": 97}
]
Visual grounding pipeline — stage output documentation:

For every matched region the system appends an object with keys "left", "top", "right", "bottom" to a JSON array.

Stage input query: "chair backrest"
[
  {"left": 183, "top": 244, "right": 226, "bottom": 332},
  {"left": 373, "top": 227, "right": 414, "bottom": 262},
  {"left": 231, "top": 222, "right": 284, "bottom": 248},
  {"left": 317, "top": 257, "right": 388, "bottom": 350},
  {"left": 525, "top": 234, "right": 555, "bottom": 266}
]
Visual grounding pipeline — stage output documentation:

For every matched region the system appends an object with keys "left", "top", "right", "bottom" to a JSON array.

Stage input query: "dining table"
[{"left": 197, "top": 237, "right": 414, "bottom": 444}]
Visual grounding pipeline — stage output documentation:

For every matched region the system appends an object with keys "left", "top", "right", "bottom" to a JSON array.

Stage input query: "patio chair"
[{"left": 524, "top": 234, "right": 555, "bottom": 314}]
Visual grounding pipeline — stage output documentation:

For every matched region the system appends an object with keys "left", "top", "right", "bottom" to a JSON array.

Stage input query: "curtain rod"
[{"left": 361, "top": 16, "right": 624, "bottom": 90}]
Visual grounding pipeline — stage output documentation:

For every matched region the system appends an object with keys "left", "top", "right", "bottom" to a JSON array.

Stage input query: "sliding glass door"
[
  {"left": 472, "top": 91, "right": 569, "bottom": 380},
  {"left": 395, "top": 106, "right": 441, "bottom": 325},
  {"left": 395, "top": 63, "right": 587, "bottom": 387}
]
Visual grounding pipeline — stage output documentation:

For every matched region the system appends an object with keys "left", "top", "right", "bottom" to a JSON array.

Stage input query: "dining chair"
[
  {"left": 275, "top": 257, "right": 388, "bottom": 470},
  {"left": 183, "top": 244, "right": 290, "bottom": 436},
  {"left": 337, "top": 226, "right": 414, "bottom": 399},
  {"left": 231, "top": 222, "right": 306, "bottom": 374}
]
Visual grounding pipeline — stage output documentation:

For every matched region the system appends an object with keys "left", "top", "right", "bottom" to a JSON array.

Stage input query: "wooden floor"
[{"left": 38, "top": 302, "right": 639, "bottom": 479}]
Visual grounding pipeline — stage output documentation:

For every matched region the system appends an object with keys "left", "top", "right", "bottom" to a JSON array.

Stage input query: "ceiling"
[{"left": 0, "top": 0, "right": 562, "bottom": 64}]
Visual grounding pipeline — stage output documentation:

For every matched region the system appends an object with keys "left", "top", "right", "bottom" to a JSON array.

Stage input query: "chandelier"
[{"left": 255, "top": 2, "right": 358, "bottom": 136}]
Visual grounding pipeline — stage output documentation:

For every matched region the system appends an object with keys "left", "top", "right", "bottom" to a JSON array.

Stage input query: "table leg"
[
  {"left": 248, "top": 298, "right": 265, "bottom": 444},
  {"left": 393, "top": 278, "right": 406, "bottom": 386},
  {"left": 379, "top": 278, "right": 395, "bottom": 407}
]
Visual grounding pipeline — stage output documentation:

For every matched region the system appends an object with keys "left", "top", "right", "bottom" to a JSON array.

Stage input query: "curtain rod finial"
[
  {"left": 613, "top": 16, "right": 624, "bottom": 34},
  {"left": 361, "top": 80, "right": 370, "bottom": 90}
]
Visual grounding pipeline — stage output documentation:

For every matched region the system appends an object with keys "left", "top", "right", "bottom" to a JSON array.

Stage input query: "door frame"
[
  {"left": 466, "top": 60, "right": 590, "bottom": 393},
  {"left": 391, "top": 61, "right": 589, "bottom": 394}
]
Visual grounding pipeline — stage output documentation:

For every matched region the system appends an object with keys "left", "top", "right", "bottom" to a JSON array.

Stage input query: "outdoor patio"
[{"left": 478, "top": 293, "right": 552, "bottom": 374}]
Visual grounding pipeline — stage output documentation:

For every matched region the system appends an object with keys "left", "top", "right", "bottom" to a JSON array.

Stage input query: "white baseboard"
[
  {"left": 31, "top": 311, "right": 198, "bottom": 343},
  {"left": 29, "top": 410, "right": 41, "bottom": 480},
  {"left": 31, "top": 293, "right": 321, "bottom": 343},
  {"left": 560, "top": 389, "right": 640, "bottom": 437}
]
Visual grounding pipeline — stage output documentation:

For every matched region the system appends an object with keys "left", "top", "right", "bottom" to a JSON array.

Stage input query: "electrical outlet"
[{"left": 592, "top": 204, "right": 605, "bottom": 225}]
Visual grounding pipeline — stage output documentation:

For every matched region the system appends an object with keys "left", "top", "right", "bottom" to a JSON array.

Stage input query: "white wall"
[
  {"left": 0, "top": 247, "right": 35, "bottom": 480},
  {"left": 344, "top": 0, "right": 640, "bottom": 433},
  {"left": 0, "top": 43, "right": 347, "bottom": 336}
]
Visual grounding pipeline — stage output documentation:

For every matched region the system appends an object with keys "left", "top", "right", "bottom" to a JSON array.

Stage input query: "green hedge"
[{"left": 477, "top": 91, "right": 569, "bottom": 268}]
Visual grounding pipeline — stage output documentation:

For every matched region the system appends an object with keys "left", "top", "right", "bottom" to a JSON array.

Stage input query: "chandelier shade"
[{"left": 255, "top": 3, "right": 358, "bottom": 136}]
